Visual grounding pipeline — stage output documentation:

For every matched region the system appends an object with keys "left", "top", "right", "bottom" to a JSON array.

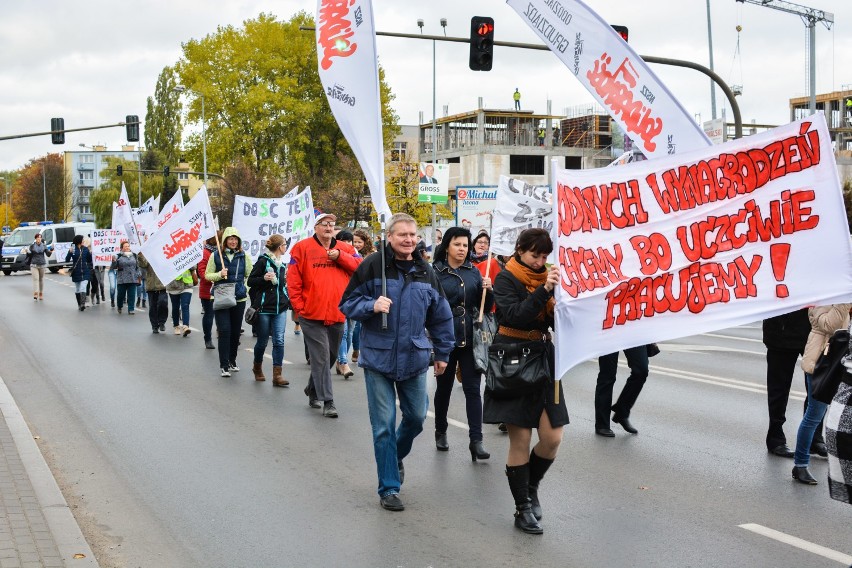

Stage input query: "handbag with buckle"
[{"left": 485, "top": 340, "right": 552, "bottom": 399}]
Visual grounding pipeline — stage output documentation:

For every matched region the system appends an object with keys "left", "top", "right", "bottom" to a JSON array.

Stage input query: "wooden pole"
[{"left": 477, "top": 250, "right": 493, "bottom": 323}]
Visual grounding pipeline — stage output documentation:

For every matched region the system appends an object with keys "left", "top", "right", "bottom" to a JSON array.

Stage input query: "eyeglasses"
[{"left": 316, "top": 222, "right": 335, "bottom": 227}]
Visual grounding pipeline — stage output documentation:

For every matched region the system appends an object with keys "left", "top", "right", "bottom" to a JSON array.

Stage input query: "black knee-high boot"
[
  {"left": 528, "top": 450, "right": 554, "bottom": 521},
  {"left": 505, "top": 464, "right": 543, "bottom": 534},
  {"left": 75, "top": 293, "right": 85, "bottom": 311}
]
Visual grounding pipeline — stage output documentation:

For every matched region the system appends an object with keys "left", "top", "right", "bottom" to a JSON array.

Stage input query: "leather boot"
[
  {"left": 76, "top": 293, "right": 86, "bottom": 311},
  {"left": 252, "top": 362, "right": 266, "bottom": 381},
  {"left": 272, "top": 366, "right": 289, "bottom": 388},
  {"left": 528, "top": 450, "right": 554, "bottom": 520},
  {"left": 506, "top": 464, "right": 543, "bottom": 534},
  {"left": 435, "top": 431, "right": 449, "bottom": 451}
]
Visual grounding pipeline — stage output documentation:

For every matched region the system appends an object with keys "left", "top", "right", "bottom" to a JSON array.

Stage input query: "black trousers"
[
  {"left": 595, "top": 346, "right": 649, "bottom": 429},
  {"left": 434, "top": 345, "right": 483, "bottom": 441},
  {"left": 215, "top": 302, "right": 246, "bottom": 369},
  {"left": 147, "top": 290, "right": 169, "bottom": 330},
  {"left": 765, "top": 347, "right": 824, "bottom": 449}
]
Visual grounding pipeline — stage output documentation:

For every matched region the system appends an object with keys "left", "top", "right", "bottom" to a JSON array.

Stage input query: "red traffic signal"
[
  {"left": 611, "top": 25, "right": 629, "bottom": 43},
  {"left": 469, "top": 16, "right": 494, "bottom": 71}
]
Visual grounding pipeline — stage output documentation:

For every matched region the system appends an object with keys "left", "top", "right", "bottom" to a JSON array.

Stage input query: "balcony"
[{"left": 77, "top": 163, "right": 94, "bottom": 171}]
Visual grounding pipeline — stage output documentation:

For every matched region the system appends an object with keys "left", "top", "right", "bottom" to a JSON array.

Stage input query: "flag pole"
[
  {"left": 380, "top": 213, "right": 388, "bottom": 330},
  {"left": 477, "top": 250, "right": 492, "bottom": 323}
]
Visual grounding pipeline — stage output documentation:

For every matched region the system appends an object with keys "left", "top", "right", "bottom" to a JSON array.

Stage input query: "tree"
[
  {"left": 215, "top": 158, "right": 284, "bottom": 227},
  {"left": 174, "top": 11, "right": 399, "bottom": 200},
  {"left": 144, "top": 66, "right": 183, "bottom": 166},
  {"left": 0, "top": 173, "right": 19, "bottom": 229},
  {"left": 12, "top": 155, "right": 70, "bottom": 222}
]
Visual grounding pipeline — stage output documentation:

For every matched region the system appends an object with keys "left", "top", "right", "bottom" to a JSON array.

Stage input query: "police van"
[{"left": 1, "top": 221, "right": 95, "bottom": 275}]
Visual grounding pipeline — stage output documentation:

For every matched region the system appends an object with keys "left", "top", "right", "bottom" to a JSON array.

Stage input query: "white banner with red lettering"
[
  {"left": 315, "top": 0, "right": 392, "bottom": 222},
  {"left": 134, "top": 194, "right": 159, "bottom": 242},
  {"left": 553, "top": 115, "right": 852, "bottom": 377},
  {"left": 506, "top": 0, "right": 711, "bottom": 158},
  {"left": 112, "top": 183, "right": 142, "bottom": 249},
  {"left": 139, "top": 187, "right": 216, "bottom": 285},
  {"left": 91, "top": 228, "right": 127, "bottom": 267},
  {"left": 150, "top": 190, "right": 184, "bottom": 237}
]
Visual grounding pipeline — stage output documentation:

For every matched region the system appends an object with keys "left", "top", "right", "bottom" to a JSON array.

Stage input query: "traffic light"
[
  {"left": 50, "top": 118, "right": 65, "bottom": 144},
  {"left": 469, "top": 16, "right": 494, "bottom": 71},
  {"left": 163, "top": 166, "right": 170, "bottom": 177},
  {"left": 611, "top": 25, "right": 629, "bottom": 43},
  {"left": 117, "top": 165, "right": 123, "bottom": 176},
  {"left": 126, "top": 115, "right": 139, "bottom": 142}
]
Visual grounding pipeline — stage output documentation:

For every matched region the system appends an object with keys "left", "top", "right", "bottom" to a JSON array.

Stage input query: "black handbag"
[
  {"left": 647, "top": 343, "right": 660, "bottom": 357},
  {"left": 811, "top": 328, "right": 850, "bottom": 404},
  {"left": 485, "top": 341, "right": 552, "bottom": 399},
  {"left": 472, "top": 309, "right": 497, "bottom": 374}
]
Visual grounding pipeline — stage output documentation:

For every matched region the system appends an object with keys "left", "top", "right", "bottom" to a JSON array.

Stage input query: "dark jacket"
[
  {"left": 65, "top": 246, "right": 93, "bottom": 283},
  {"left": 340, "top": 245, "right": 455, "bottom": 381},
  {"left": 493, "top": 268, "right": 554, "bottom": 333},
  {"left": 247, "top": 253, "right": 290, "bottom": 315},
  {"left": 137, "top": 254, "right": 166, "bottom": 292},
  {"left": 28, "top": 241, "right": 51, "bottom": 266},
  {"left": 763, "top": 308, "right": 810, "bottom": 352},
  {"left": 210, "top": 250, "right": 248, "bottom": 301},
  {"left": 433, "top": 259, "right": 492, "bottom": 348}
]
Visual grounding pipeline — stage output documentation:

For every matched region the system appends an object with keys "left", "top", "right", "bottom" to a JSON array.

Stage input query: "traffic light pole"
[
  {"left": 299, "top": 27, "right": 743, "bottom": 139},
  {"left": 0, "top": 120, "right": 140, "bottom": 142}
]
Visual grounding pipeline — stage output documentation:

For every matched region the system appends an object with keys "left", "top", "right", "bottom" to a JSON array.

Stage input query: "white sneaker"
[
  {"left": 174, "top": 326, "right": 182, "bottom": 335},
  {"left": 220, "top": 368, "right": 231, "bottom": 378},
  {"left": 228, "top": 363, "right": 240, "bottom": 372},
  {"left": 182, "top": 325, "right": 191, "bottom": 337}
]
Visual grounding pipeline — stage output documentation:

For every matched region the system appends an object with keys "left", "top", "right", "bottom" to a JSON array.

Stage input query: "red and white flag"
[
  {"left": 315, "top": 0, "right": 392, "bottom": 222},
  {"left": 112, "top": 183, "right": 142, "bottom": 250},
  {"left": 150, "top": 190, "right": 185, "bottom": 237},
  {"left": 140, "top": 187, "right": 216, "bottom": 285},
  {"left": 506, "top": 0, "right": 711, "bottom": 158}
]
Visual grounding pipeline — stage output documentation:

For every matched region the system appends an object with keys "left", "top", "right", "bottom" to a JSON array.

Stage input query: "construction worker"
[{"left": 513, "top": 88, "right": 521, "bottom": 111}]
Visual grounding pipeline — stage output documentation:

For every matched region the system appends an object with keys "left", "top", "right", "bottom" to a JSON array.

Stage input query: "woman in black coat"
[
  {"left": 432, "top": 227, "right": 493, "bottom": 461},
  {"left": 65, "top": 235, "right": 93, "bottom": 311},
  {"left": 483, "top": 228, "right": 566, "bottom": 535}
]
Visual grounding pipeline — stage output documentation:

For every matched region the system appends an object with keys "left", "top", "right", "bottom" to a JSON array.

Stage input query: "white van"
[{"left": 1, "top": 221, "right": 95, "bottom": 275}]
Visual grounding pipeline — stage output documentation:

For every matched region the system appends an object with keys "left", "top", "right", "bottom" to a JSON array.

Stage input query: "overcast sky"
[{"left": 1, "top": 0, "right": 849, "bottom": 172}]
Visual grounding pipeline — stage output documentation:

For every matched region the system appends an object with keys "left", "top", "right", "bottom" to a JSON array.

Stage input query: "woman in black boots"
[
  {"left": 432, "top": 227, "right": 493, "bottom": 461},
  {"left": 483, "top": 229, "right": 567, "bottom": 535},
  {"left": 65, "top": 235, "right": 93, "bottom": 312}
]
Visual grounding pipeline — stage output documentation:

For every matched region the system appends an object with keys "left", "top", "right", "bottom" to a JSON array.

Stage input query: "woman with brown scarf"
[{"left": 483, "top": 228, "right": 567, "bottom": 535}]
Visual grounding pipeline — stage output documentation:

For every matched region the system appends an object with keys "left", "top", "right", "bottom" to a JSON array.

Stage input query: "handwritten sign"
[
  {"left": 491, "top": 177, "right": 553, "bottom": 257},
  {"left": 91, "top": 229, "right": 127, "bottom": 267},
  {"left": 232, "top": 188, "right": 315, "bottom": 263}
]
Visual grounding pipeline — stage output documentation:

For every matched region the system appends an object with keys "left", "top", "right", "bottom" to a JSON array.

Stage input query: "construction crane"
[{"left": 735, "top": 0, "right": 834, "bottom": 115}]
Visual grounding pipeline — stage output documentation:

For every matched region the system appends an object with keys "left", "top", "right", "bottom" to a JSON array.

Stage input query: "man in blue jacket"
[{"left": 340, "top": 213, "right": 454, "bottom": 512}]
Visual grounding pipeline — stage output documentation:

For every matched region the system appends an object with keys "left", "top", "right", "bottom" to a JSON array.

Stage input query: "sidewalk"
[{"left": 0, "top": 375, "right": 98, "bottom": 568}]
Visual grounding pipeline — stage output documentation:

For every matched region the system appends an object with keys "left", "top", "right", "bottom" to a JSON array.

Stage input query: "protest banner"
[
  {"left": 151, "top": 190, "right": 184, "bottom": 237},
  {"left": 316, "top": 0, "right": 392, "bottom": 222},
  {"left": 455, "top": 186, "right": 497, "bottom": 237},
  {"left": 232, "top": 187, "right": 315, "bottom": 262},
  {"left": 507, "top": 0, "right": 711, "bottom": 158},
  {"left": 134, "top": 194, "right": 159, "bottom": 242},
  {"left": 552, "top": 115, "right": 852, "bottom": 377},
  {"left": 112, "top": 183, "right": 141, "bottom": 250},
  {"left": 91, "top": 228, "right": 127, "bottom": 267},
  {"left": 491, "top": 176, "right": 553, "bottom": 256},
  {"left": 139, "top": 187, "right": 216, "bottom": 285}
]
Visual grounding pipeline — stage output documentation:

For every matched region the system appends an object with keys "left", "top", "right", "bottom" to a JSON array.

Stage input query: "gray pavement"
[{"left": 0, "top": 372, "right": 97, "bottom": 568}]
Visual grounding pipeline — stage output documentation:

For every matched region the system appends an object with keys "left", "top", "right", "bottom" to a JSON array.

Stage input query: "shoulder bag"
[
  {"left": 811, "top": 328, "right": 851, "bottom": 404},
  {"left": 472, "top": 307, "right": 497, "bottom": 374},
  {"left": 485, "top": 340, "right": 552, "bottom": 399},
  {"left": 213, "top": 283, "right": 237, "bottom": 310},
  {"left": 67, "top": 252, "right": 80, "bottom": 278}
]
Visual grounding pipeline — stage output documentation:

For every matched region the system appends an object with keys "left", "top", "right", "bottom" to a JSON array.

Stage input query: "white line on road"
[
  {"left": 739, "top": 523, "right": 852, "bottom": 565},
  {"left": 242, "top": 348, "right": 293, "bottom": 365},
  {"left": 702, "top": 332, "right": 763, "bottom": 343}
]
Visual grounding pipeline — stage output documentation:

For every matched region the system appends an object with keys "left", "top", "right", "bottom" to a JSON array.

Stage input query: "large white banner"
[
  {"left": 316, "top": 0, "right": 392, "bottom": 222},
  {"left": 139, "top": 187, "right": 216, "bottom": 285},
  {"left": 112, "top": 183, "right": 141, "bottom": 249},
  {"left": 491, "top": 176, "right": 553, "bottom": 256},
  {"left": 151, "top": 190, "right": 184, "bottom": 237},
  {"left": 553, "top": 115, "right": 852, "bottom": 377},
  {"left": 507, "top": 0, "right": 711, "bottom": 158},
  {"left": 232, "top": 188, "right": 315, "bottom": 262},
  {"left": 134, "top": 194, "right": 159, "bottom": 242},
  {"left": 91, "top": 228, "right": 127, "bottom": 267}
]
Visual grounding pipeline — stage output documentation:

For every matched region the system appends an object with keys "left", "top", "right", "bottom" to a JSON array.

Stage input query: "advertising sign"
[
  {"left": 455, "top": 186, "right": 497, "bottom": 237},
  {"left": 417, "top": 162, "right": 450, "bottom": 204}
]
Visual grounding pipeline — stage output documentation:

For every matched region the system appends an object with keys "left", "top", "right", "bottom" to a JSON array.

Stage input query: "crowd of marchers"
[{"left": 9, "top": 211, "right": 852, "bottom": 532}]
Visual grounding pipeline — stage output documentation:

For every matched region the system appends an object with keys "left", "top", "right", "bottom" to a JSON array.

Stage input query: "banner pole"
[
  {"left": 380, "top": 213, "right": 388, "bottom": 330},
  {"left": 477, "top": 250, "right": 492, "bottom": 323}
]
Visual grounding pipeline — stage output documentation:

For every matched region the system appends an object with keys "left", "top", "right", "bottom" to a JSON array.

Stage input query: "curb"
[{"left": 0, "top": 374, "right": 99, "bottom": 567}]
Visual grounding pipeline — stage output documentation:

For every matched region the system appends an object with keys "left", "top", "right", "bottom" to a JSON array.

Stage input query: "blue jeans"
[
  {"left": 337, "top": 319, "right": 353, "bottom": 364},
  {"left": 794, "top": 373, "right": 829, "bottom": 467},
  {"left": 364, "top": 369, "right": 428, "bottom": 497},
  {"left": 255, "top": 312, "right": 287, "bottom": 366},
  {"left": 352, "top": 321, "right": 361, "bottom": 352},
  {"left": 201, "top": 298, "right": 215, "bottom": 342},
  {"left": 170, "top": 292, "right": 191, "bottom": 327},
  {"left": 116, "top": 283, "right": 137, "bottom": 312}
]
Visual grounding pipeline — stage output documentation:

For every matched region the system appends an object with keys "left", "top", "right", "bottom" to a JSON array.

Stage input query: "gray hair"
[{"left": 387, "top": 213, "right": 416, "bottom": 235}]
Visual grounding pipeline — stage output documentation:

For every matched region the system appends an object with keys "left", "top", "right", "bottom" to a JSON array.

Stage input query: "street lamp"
[{"left": 173, "top": 85, "right": 208, "bottom": 190}]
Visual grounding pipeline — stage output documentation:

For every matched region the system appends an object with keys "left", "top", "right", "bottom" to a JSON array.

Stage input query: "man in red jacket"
[{"left": 288, "top": 213, "right": 362, "bottom": 417}]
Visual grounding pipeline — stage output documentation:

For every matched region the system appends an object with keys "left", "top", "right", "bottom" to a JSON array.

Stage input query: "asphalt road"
[{"left": 1, "top": 271, "right": 851, "bottom": 568}]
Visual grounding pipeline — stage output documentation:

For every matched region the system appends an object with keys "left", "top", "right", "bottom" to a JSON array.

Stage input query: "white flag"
[
  {"left": 506, "top": 0, "right": 711, "bottom": 158},
  {"left": 113, "top": 183, "right": 141, "bottom": 249},
  {"left": 151, "top": 190, "right": 185, "bottom": 237},
  {"left": 316, "top": 0, "right": 392, "bottom": 222},
  {"left": 140, "top": 187, "right": 216, "bottom": 285}
]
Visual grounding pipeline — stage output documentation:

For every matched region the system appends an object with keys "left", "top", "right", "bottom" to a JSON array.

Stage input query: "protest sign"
[
  {"left": 455, "top": 186, "right": 497, "bottom": 237},
  {"left": 151, "top": 191, "right": 184, "bottom": 237},
  {"left": 134, "top": 195, "right": 159, "bottom": 242},
  {"left": 491, "top": 176, "right": 553, "bottom": 256},
  {"left": 553, "top": 115, "right": 852, "bottom": 377},
  {"left": 140, "top": 187, "right": 216, "bottom": 285},
  {"left": 316, "top": 0, "right": 392, "bottom": 221},
  {"left": 507, "top": 0, "right": 711, "bottom": 158},
  {"left": 232, "top": 187, "right": 315, "bottom": 262},
  {"left": 91, "top": 228, "right": 127, "bottom": 267}
]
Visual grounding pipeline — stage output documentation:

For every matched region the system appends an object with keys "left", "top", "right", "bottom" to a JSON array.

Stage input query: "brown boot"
[
  {"left": 272, "top": 366, "right": 289, "bottom": 387},
  {"left": 351, "top": 350, "right": 359, "bottom": 362},
  {"left": 338, "top": 363, "right": 355, "bottom": 379},
  {"left": 252, "top": 362, "right": 266, "bottom": 381}
]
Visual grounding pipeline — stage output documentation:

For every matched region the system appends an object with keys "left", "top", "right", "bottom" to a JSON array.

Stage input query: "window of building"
[
  {"left": 509, "top": 155, "right": 544, "bottom": 176},
  {"left": 564, "top": 156, "right": 582, "bottom": 170},
  {"left": 391, "top": 141, "right": 407, "bottom": 162},
  {"left": 80, "top": 154, "right": 94, "bottom": 163},
  {"left": 178, "top": 172, "right": 189, "bottom": 180},
  {"left": 78, "top": 189, "right": 89, "bottom": 198},
  {"left": 80, "top": 205, "right": 90, "bottom": 215},
  {"left": 447, "top": 156, "right": 460, "bottom": 164},
  {"left": 79, "top": 171, "right": 94, "bottom": 180}
]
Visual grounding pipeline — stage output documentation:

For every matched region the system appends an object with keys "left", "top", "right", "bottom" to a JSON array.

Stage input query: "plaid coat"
[{"left": 826, "top": 377, "right": 852, "bottom": 504}]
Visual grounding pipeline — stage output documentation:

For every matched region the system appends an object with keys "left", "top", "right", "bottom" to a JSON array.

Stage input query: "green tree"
[
  {"left": 144, "top": 66, "right": 183, "bottom": 166},
  {"left": 89, "top": 155, "right": 165, "bottom": 227},
  {"left": 174, "top": 11, "right": 399, "bottom": 196},
  {"left": 12, "top": 155, "right": 70, "bottom": 222}
]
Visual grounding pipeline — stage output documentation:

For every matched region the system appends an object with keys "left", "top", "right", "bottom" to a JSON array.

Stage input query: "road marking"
[
  {"left": 659, "top": 344, "right": 764, "bottom": 356},
  {"left": 702, "top": 332, "right": 763, "bottom": 343},
  {"left": 739, "top": 523, "right": 852, "bottom": 565},
  {"left": 242, "top": 348, "right": 293, "bottom": 365}
]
